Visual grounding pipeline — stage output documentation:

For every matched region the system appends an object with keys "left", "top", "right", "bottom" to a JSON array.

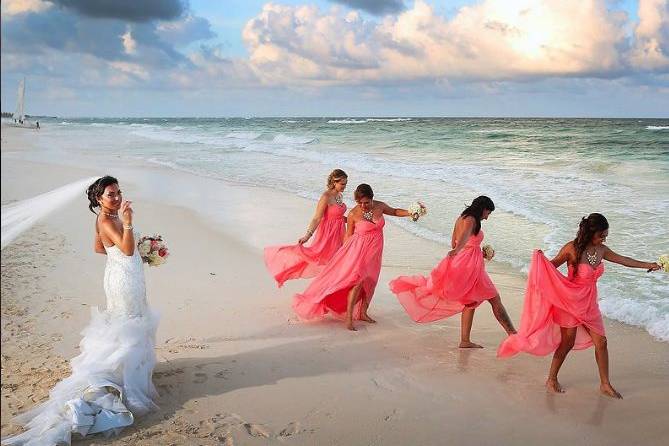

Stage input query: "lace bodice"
[{"left": 103, "top": 233, "right": 147, "bottom": 317}]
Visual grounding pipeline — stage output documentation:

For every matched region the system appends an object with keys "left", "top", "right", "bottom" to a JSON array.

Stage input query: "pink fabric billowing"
[
  {"left": 264, "top": 203, "right": 346, "bottom": 287},
  {"left": 498, "top": 250, "right": 605, "bottom": 358},
  {"left": 293, "top": 216, "right": 385, "bottom": 321},
  {"left": 390, "top": 230, "right": 498, "bottom": 322}
]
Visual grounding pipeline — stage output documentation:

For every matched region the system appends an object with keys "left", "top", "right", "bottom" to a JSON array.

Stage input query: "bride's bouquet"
[
  {"left": 138, "top": 234, "right": 169, "bottom": 266},
  {"left": 408, "top": 201, "right": 427, "bottom": 222},
  {"left": 658, "top": 254, "right": 669, "bottom": 272},
  {"left": 482, "top": 244, "right": 495, "bottom": 261}
]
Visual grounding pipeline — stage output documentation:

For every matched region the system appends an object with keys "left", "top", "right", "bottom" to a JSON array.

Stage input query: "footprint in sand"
[
  {"left": 243, "top": 423, "right": 270, "bottom": 438},
  {"left": 279, "top": 421, "right": 303, "bottom": 437},
  {"left": 193, "top": 372, "right": 208, "bottom": 384},
  {"left": 214, "top": 369, "right": 230, "bottom": 379}
]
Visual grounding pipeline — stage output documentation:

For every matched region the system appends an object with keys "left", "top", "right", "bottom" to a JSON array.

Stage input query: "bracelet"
[
  {"left": 305, "top": 228, "right": 314, "bottom": 236},
  {"left": 123, "top": 224, "right": 133, "bottom": 230}
]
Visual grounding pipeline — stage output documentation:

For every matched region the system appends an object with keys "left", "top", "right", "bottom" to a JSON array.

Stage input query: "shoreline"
[{"left": 2, "top": 127, "right": 668, "bottom": 445}]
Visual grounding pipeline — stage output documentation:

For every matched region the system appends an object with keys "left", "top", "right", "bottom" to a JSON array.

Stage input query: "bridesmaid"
[
  {"left": 390, "top": 196, "right": 516, "bottom": 347},
  {"left": 264, "top": 169, "right": 348, "bottom": 287},
  {"left": 498, "top": 213, "right": 661, "bottom": 398},
  {"left": 293, "top": 184, "right": 417, "bottom": 331}
]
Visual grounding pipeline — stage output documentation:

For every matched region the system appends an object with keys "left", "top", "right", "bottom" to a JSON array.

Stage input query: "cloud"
[
  {"left": 242, "top": 0, "right": 634, "bottom": 87},
  {"left": 121, "top": 26, "right": 137, "bottom": 55},
  {"left": 1, "top": 0, "right": 215, "bottom": 72},
  {"left": 630, "top": 0, "right": 669, "bottom": 70},
  {"left": 48, "top": 0, "right": 186, "bottom": 22},
  {"left": 330, "top": 0, "right": 405, "bottom": 15},
  {"left": 1, "top": 0, "right": 51, "bottom": 16},
  {"left": 156, "top": 13, "right": 216, "bottom": 46}
]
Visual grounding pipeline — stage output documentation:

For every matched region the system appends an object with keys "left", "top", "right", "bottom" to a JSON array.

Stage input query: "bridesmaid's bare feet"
[
  {"left": 346, "top": 322, "right": 357, "bottom": 331},
  {"left": 459, "top": 341, "right": 483, "bottom": 348},
  {"left": 600, "top": 383, "right": 623, "bottom": 399},
  {"left": 361, "top": 314, "right": 376, "bottom": 323},
  {"left": 546, "top": 378, "right": 565, "bottom": 393}
]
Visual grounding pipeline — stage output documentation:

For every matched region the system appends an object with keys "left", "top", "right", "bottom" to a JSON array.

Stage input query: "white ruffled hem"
[{"left": 2, "top": 307, "right": 159, "bottom": 446}]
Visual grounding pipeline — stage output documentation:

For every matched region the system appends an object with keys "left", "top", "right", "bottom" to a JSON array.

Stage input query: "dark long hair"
[
  {"left": 573, "top": 213, "right": 609, "bottom": 267},
  {"left": 461, "top": 196, "right": 495, "bottom": 235},
  {"left": 86, "top": 176, "right": 118, "bottom": 214}
]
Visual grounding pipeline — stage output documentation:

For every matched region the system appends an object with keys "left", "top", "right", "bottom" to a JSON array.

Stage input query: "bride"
[{"left": 3, "top": 176, "right": 159, "bottom": 445}]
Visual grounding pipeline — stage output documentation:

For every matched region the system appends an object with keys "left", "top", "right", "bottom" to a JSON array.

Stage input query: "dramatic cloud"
[
  {"left": 330, "top": 0, "right": 405, "bottom": 15},
  {"left": 49, "top": 0, "right": 186, "bottom": 22},
  {"left": 242, "top": 0, "right": 634, "bottom": 86}
]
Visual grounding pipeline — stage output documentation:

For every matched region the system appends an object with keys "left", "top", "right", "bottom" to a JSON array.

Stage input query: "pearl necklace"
[
  {"left": 335, "top": 193, "right": 343, "bottom": 205},
  {"left": 102, "top": 211, "right": 118, "bottom": 219},
  {"left": 586, "top": 249, "right": 598, "bottom": 266}
]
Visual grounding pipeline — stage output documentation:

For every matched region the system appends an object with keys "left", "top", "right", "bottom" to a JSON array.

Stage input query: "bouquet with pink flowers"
[{"left": 137, "top": 234, "right": 169, "bottom": 266}]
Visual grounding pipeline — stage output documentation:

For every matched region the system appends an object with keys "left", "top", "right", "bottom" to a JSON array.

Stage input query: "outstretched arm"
[
  {"left": 299, "top": 194, "right": 329, "bottom": 245},
  {"left": 603, "top": 246, "right": 660, "bottom": 272},
  {"left": 380, "top": 202, "right": 411, "bottom": 218}
]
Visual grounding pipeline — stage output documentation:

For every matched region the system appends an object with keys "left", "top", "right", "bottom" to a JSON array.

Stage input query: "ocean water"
[{"left": 15, "top": 117, "right": 669, "bottom": 340}]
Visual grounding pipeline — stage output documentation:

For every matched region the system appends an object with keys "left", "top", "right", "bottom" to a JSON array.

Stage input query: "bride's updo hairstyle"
[
  {"left": 87, "top": 176, "right": 118, "bottom": 214},
  {"left": 354, "top": 183, "right": 374, "bottom": 201}
]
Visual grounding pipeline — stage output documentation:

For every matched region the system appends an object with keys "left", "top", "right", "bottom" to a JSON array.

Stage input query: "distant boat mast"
[{"left": 13, "top": 77, "right": 26, "bottom": 123}]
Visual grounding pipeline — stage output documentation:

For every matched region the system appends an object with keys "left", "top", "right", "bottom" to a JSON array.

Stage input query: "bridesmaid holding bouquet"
[
  {"left": 264, "top": 169, "right": 348, "bottom": 287},
  {"left": 498, "top": 213, "right": 661, "bottom": 398},
  {"left": 293, "top": 184, "right": 423, "bottom": 331},
  {"left": 390, "top": 196, "right": 516, "bottom": 347}
]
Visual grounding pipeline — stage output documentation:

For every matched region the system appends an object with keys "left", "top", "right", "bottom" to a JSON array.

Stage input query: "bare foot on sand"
[
  {"left": 361, "top": 314, "right": 376, "bottom": 323},
  {"left": 346, "top": 322, "right": 357, "bottom": 331},
  {"left": 600, "top": 383, "right": 623, "bottom": 399},
  {"left": 459, "top": 341, "right": 483, "bottom": 348},
  {"left": 546, "top": 378, "right": 565, "bottom": 393}
]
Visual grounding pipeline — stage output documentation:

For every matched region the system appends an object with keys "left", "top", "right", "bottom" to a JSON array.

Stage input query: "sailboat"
[{"left": 8, "top": 77, "right": 38, "bottom": 129}]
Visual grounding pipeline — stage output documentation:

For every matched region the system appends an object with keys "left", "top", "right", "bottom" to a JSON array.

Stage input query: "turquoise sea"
[{"left": 22, "top": 117, "right": 669, "bottom": 340}]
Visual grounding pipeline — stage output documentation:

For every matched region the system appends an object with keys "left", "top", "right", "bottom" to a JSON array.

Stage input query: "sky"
[{"left": 1, "top": 0, "right": 667, "bottom": 117}]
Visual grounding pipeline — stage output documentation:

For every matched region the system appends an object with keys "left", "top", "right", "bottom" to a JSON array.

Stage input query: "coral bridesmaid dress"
[
  {"left": 264, "top": 202, "right": 346, "bottom": 287},
  {"left": 390, "top": 230, "right": 498, "bottom": 322},
  {"left": 498, "top": 250, "right": 606, "bottom": 358},
  {"left": 293, "top": 215, "right": 385, "bottom": 320}
]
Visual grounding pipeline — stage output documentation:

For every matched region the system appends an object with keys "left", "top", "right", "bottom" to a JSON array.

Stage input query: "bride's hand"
[
  {"left": 298, "top": 235, "right": 310, "bottom": 245},
  {"left": 120, "top": 200, "right": 133, "bottom": 225}
]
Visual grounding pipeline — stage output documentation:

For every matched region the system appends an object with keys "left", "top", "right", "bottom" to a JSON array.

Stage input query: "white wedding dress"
[{"left": 3, "top": 235, "right": 159, "bottom": 445}]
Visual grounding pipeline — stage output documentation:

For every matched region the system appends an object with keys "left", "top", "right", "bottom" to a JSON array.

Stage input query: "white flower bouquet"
[
  {"left": 658, "top": 254, "right": 669, "bottom": 273},
  {"left": 482, "top": 244, "right": 495, "bottom": 261},
  {"left": 138, "top": 234, "right": 169, "bottom": 267},
  {"left": 408, "top": 201, "right": 427, "bottom": 222}
]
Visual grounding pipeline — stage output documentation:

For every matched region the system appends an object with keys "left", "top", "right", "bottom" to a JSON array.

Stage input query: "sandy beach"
[{"left": 2, "top": 126, "right": 668, "bottom": 446}]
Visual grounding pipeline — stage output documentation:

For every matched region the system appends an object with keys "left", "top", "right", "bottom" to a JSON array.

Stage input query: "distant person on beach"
[
  {"left": 390, "top": 196, "right": 517, "bottom": 347},
  {"left": 35, "top": 121, "right": 40, "bottom": 130},
  {"left": 498, "top": 213, "right": 660, "bottom": 398},
  {"left": 293, "top": 183, "right": 420, "bottom": 331},
  {"left": 264, "top": 169, "right": 348, "bottom": 287}
]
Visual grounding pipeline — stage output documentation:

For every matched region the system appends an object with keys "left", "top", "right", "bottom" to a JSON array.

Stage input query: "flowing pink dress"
[
  {"left": 293, "top": 215, "right": 385, "bottom": 320},
  {"left": 264, "top": 203, "right": 346, "bottom": 287},
  {"left": 390, "top": 230, "right": 497, "bottom": 322},
  {"left": 498, "top": 250, "right": 606, "bottom": 358}
]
